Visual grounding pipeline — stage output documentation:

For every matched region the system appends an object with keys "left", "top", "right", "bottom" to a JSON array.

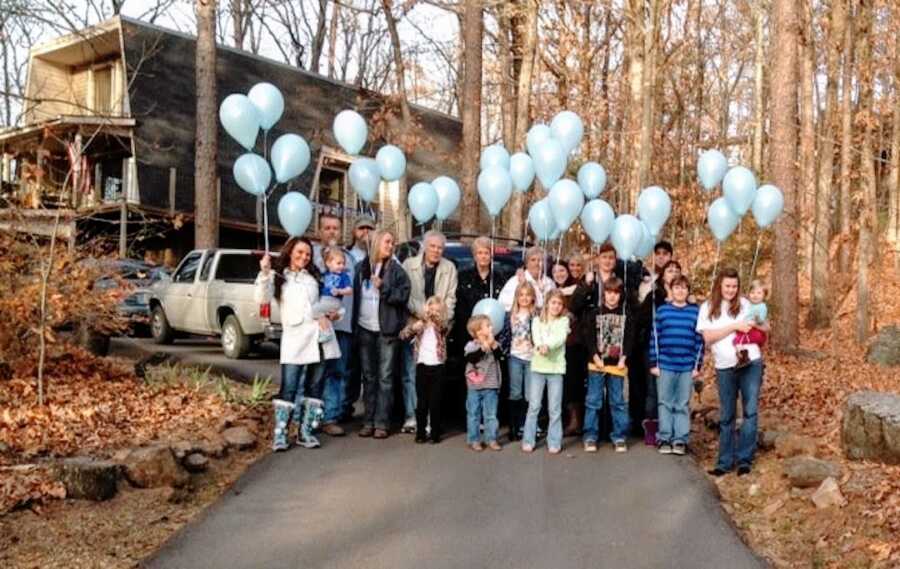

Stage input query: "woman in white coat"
[{"left": 257, "top": 236, "right": 341, "bottom": 451}]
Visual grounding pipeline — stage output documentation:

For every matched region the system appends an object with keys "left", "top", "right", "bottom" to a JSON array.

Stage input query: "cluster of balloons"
[
  {"left": 697, "top": 150, "right": 785, "bottom": 242},
  {"left": 219, "top": 83, "right": 315, "bottom": 237}
]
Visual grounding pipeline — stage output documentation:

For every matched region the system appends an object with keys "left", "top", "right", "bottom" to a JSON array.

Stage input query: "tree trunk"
[
  {"left": 855, "top": 0, "right": 876, "bottom": 342},
  {"left": 769, "top": 0, "right": 800, "bottom": 350},
  {"left": 798, "top": 1, "right": 816, "bottom": 289},
  {"left": 887, "top": 7, "right": 900, "bottom": 274},
  {"left": 838, "top": 5, "right": 855, "bottom": 273},
  {"left": 625, "top": 0, "right": 645, "bottom": 212},
  {"left": 809, "top": 0, "right": 846, "bottom": 328},
  {"left": 752, "top": 2, "right": 765, "bottom": 175},
  {"left": 327, "top": 1, "right": 340, "bottom": 79},
  {"left": 460, "top": 0, "right": 483, "bottom": 235},
  {"left": 638, "top": 0, "right": 661, "bottom": 190},
  {"left": 309, "top": 0, "right": 328, "bottom": 73},
  {"left": 194, "top": 0, "right": 219, "bottom": 249}
]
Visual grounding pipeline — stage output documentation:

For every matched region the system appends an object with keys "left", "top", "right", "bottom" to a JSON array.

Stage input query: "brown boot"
[{"left": 563, "top": 404, "right": 579, "bottom": 436}]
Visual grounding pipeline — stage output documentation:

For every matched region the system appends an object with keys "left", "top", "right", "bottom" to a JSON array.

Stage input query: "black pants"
[
  {"left": 415, "top": 363, "right": 445, "bottom": 439},
  {"left": 563, "top": 344, "right": 587, "bottom": 407}
]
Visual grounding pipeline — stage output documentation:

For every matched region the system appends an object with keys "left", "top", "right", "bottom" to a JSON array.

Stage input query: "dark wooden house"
[{"left": 0, "top": 16, "right": 463, "bottom": 263}]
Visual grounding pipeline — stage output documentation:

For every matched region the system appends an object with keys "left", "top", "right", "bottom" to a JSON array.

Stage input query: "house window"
[{"left": 92, "top": 65, "right": 114, "bottom": 114}]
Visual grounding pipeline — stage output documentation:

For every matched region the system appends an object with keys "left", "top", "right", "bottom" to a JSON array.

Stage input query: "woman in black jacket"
[{"left": 352, "top": 228, "right": 411, "bottom": 439}]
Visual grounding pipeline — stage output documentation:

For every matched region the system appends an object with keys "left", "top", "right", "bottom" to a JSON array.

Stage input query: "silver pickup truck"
[{"left": 149, "top": 249, "right": 280, "bottom": 359}]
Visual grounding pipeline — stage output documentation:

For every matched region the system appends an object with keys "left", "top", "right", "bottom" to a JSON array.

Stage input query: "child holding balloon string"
[{"left": 400, "top": 295, "right": 449, "bottom": 444}]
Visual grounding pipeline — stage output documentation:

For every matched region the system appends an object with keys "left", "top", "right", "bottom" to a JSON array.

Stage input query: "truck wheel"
[
  {"left": 76, "top": 323, "right": 111, "bottom": 357},
  {"left": 151, "top": 305, "right": 174, "bottom": 345},
  {"left": 221, "top": 315, "right": 250, "bottom": 359}
]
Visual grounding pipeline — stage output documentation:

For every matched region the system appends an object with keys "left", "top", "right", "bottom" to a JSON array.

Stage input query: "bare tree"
[
  {"left": 855, "top": 0, "right": 876, "bottom": 342},
  {"left": 460, "top": 0, "right": 483, "bottom": 234},
  {"left": 195, "top": 0, "right": 219, "bottom": 249}
]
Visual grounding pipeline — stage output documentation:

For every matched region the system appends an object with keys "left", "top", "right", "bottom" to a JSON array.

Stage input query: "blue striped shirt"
[{"left": 648, "top": 302, "right": 704, "bottom": 372}]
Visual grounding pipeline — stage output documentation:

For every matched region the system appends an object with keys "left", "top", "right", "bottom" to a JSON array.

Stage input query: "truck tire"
[
  {"left": 151, "top": 305, "right": 174, "bottom": 345},
  {"left": 221, "top": 314, "right": 251, "bottom": 359},
  {"left": 76, "top": 323, "right": 111, "bottom": 357}
]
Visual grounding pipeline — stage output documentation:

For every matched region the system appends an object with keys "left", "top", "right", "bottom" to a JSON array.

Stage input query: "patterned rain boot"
[
  {"left": 297, "top": 397, "right": 325, "bottom": 449},
  {"left": 272, "top": 399, "right": 294, "bottom": 452}
]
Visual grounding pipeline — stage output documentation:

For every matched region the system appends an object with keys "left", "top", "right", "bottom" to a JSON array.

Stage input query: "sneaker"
[
  {"left": 737, "top": 465, "right": 752, "bottom": 476},
  {"left": 488, "top": 441, "right": 502, "bottom": 451},
  {"left": 614, "top": 440, "right": 627, "bottom": 453},
  {"left": 322, "top": 423, "right": 345, "bottom": 437},
  {"left": 584, "top": 441, "right": 598, "bottom": 453},
  {"left": 521, "top": 443, "right": 534, "bottom": 453},
  {"left": 358, "top": 425, "right": 374, "bottom": 437},
  {"left": 298, "top": 435, "right": 321, "bottom": 449},
  {"left": 657, "top": 442, "right": 673, "bottom": 455},
  {"left": 373, "top": 429, "right": 389, "bottom": 439},
  {"left": 707, "top": 467, "right": 729, "bottom": 477},
  {"left": 401, "top": 418, "right": 417, "bottom": 434},
  {"left": 548, "top": 447, "right": 561, "bottom": 455},
  {"left": 469, "top": 442, "right": 484, "bottom": 452},
  {"left": 672, "top": 442, "right": 687, "bottom": 456}
]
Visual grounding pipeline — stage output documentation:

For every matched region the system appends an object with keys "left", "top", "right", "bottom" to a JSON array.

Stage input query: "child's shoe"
[
  {"left": 487, "top": 441, "right": 502, "bottom": 451},
  {"left": 469, "top": 442, "right": 484, "bottom": 452},
  {"left": 672, "top": 442, "right": 687, "bottom": 456},
  {"left": 548, "top": 447, "right": 561, "bottom": 455},
  {"left": 657, "top": 442, "right": 673, "bottom": 455},
  {"left": 584, "top": 441, "right": 598, "bottom": 453},
  {"left": 521, "top": 443, "right": 534, "bottom": 453},
  {"left": 401, "top": 417, "right": 417, "bottom": 434},
  {"left": 318, "top": 327, "right": 335, "bottom": 343},
  {"left": 642, "top": 419, "right": 658, "bottom": 446},
  {"left": 614, "top": 440, "right": 628, "bottom": 453}
]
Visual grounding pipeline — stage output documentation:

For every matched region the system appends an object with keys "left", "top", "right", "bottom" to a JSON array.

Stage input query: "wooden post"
[
  {"left": 168, "top": 167, "right": 176, "bottom": 215},
  {"left": 120, "top": 158, "right": 129, "bottom": 258},
  {"left": 93, "top": 163, "right": 102, "bottom": 205}
]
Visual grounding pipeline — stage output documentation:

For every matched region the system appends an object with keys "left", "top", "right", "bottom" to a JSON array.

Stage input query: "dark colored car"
[
  {"left": 92, "top": 259, "right": 170, "bottom": 333},
  {"left": 396, "top": 236, "right": 525, "bottom": 284}
]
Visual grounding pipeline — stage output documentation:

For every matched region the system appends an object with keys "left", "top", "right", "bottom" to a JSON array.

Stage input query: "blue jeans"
[
  {"left": 584, "top": 372, "right": 630, "bottom": 443},
  {"left": 523, "top": 372, "right": 563, "bottom": 449},
  {"left": 507, "top": 356, "right": 530, "bottom": 401},
  {"left": 657, "top": 370, "right": 693, "bottom": 444},
  {"left": 715, "top": 360, "right": 763, "bottom": 471},
  {"left": 401, "top": 341, "right": 416, "bottom": 420},
  {"left": 322, "top": 331, "right": 352, "bottom": 423},
  {"left": 466, "top": 388, "right": 499, "bottom": 444},
  {"left": 358, "top": 328, "right": 400, "bottom": 430},
  {"left": 279, "top": 363, "right": 324, "bottom": 419}
]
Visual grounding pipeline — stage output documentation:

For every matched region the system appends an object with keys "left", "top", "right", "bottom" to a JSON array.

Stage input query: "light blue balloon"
[
  {"left": 533, "top": 138, "right": 566, "bottom": 188},
  {"left": 432, "top": 176, "right": 461, "bottom": 220},
  {"left": 528, "top": 199, "right": 555, "bottom": 241},
  {"left": 697, "top": 149, "right": 728, "bottom": 191},
  {"left": 509, "top": 152, "right": 535, "bottom": 192},
  {"left": 219, "top": 94, "right": 260, "bottom": 150},
  {"left": 549, "top": 226, "right": 562, "bottom": 240},
  {"left": 349, "top": 157, "right": 380, "bottom": 203},
  {"left": 376, "top": 145, "right": 406, "bottom": 182},
  {"left": 526, "top": 124, "right": 552, "bottom": 157},
  {"left": 480, "top": 144, "right": 510, "bottom": 171},
  {"left": 270, "top": 134, "right": 310, "bottom": 183},
  {"left": 610, "top": 214, "right": 643, "bottom": 260},
  {"left": 580, "top": 199, "right": 615, "bottom": 244},
  {"left": 723, "top": 166, "right": 758, "bottom": 215},
  {"left": 577, "top": 162, "right": 607, "bottom": 199},
  {"left": 277, "top": 192, "right": 313, "bottom": 237},
  {"left": 549, "top": 179, "right": 584, "bottom": 231},
  {"left": 473, "top": 298, "right": 506, "bottom": 335},
  {"left": 550, "top": 110, "right": 584, "bottom": 154},
  {"left": 751, "top": 184, "right": 784, "bottom": 228},
  {"left": 408, "top": 182, "right": 439, "bottom": 224},
  {"left": 232, "top": 153, "right": 271, "bottom": 196},
  {"left": 333, "top": 110, "right": 368, "bottom": 155},
  {"left": 637, "top": 186, "right": 672, "bottom": 236},
  {"left": 636, "top": 221, "right": 655, "bottom": 258},
  {"left": 247, "top": 82, "right": 284, "bottom": 131},
  {"left": 708, "top": 197, "right": 740, "bottom": 242},
  {"left": 477, "top": 166, "right": 512, "bottom": 217}
]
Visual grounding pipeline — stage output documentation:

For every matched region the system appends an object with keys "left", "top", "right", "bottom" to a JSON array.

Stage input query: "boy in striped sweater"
[{"left": 648, "top": 275, "right": 704, "bottom": 456}]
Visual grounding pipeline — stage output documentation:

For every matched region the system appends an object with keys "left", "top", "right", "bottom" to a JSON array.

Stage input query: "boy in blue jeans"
[
  {"left": 581, "top": 277, "right": 635, "bottom": 453},
  {"left": 464, "top": 314, "right": 503, "bottom": 451},
  {"left": 649, "top": 274, "right": 704, "bottom": 455}
]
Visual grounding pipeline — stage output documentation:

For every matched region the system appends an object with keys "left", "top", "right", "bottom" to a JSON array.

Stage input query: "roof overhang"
[
  {"left": 0, "top": 116, "right": 135, "bottom": 149},
  {"left": 30, "top": 20, "right": 121, "bottom": 67}
]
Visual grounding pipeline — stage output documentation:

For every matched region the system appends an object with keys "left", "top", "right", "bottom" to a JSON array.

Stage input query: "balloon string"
[
  {"left": 652, "top": 282, "right": 659, "bottom": 367},
  {"left": 709, "top": 241, "right": 721, "bottom": 295},
  {"left": 521, "top": 214, "right": 529, "bottom": 261},
  {"left": 749, "top": 234, "right": 762, "bottom": 281},
  {"left": 556, "top": 230, "right": 564, "bottom": 271},
  {"left": 490, "top": 216, "right": 495, "bottom": 298}
]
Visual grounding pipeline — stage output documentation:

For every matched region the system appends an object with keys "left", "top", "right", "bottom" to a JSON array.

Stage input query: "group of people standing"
[{"left": 257, "top": 212, "right": 771, "bottom": 477}]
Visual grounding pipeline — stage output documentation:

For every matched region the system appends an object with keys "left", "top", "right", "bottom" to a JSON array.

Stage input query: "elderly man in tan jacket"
[{"left": 399, "top": 230, "right": 458, "bottom": 433}]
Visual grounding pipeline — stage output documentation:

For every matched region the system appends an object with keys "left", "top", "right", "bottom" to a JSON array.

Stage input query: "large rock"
[
  {"left": 54, "top": 457, "right": 119, "bottom": 501},
  {"left": 758, "top": 430, "right": 785, "bottom": 451},
  {"left": 866, "top": 326, "right": 900, "bottom": 366},
  {"left": 811, "top": 477, "right": 846, "bottom": 509},
  {"left": 184, "top": 453, "right": 209, "bottom": 473},
  {"left": 121, "top": 445, "right": 189, "bottom": 488},
  {"left": 783, "top": 456, "right": 843, "bottom": 488},
  {"left": 198, "top": 433, "right": 228, "bottom": 458},
  {"left": 222, "top": 426, "right": 256, "bottom": 450},
  {"left": 842, "top": 391, "right": 900, "bottom": 464},
  {"left": 775, "top": 433, "right": 817, "bottom": 458}
]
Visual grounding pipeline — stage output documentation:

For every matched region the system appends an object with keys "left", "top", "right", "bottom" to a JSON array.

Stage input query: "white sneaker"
[
  {"left": 614, "top": 441, "right": 628, "bottom": 453},
  {"left": 298, "top": 434, "right": 321, "bottom": 449},
  {"left": 401, "top": 418, "right": 417, "bottom": 434}
]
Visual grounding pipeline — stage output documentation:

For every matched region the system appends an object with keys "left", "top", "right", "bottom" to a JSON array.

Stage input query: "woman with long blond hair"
[{"left": 351, "top": 228, "right": 411, "bottom": 439}]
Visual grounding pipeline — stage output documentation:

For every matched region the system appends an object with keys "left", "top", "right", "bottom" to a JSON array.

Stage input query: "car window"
[
  {"left": 199, "top": 253, "right": 216, "bottom": 281},
  {"left": 214, "top": 254, "right": 260, "bottom": 284},
  {"left": 173, "top": 253, "right": 202, "bottom": 283}
]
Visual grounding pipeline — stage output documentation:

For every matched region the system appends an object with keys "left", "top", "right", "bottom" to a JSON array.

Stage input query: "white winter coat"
[{"left": 255, "top": 269, "right": 341, "bottom": 365}]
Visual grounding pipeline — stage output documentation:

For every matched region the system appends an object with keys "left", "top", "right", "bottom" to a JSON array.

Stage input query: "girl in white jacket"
[{"left": 256, "top": 237, "right": 341, "bottom": 451}]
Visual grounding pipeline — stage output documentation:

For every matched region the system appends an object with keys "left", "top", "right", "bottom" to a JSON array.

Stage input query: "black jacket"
[
  {"left": 352, "top": 257, "right": 410, "bottom": 337},
  {"left": 569, "top": 259, "right": 645, "bottom": 316},
  {"left": 453, "top": 266, "right": 501, "bottom": 349},
  {"left": 581, "top": 302, "right": 638, "bottom": 367}
]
